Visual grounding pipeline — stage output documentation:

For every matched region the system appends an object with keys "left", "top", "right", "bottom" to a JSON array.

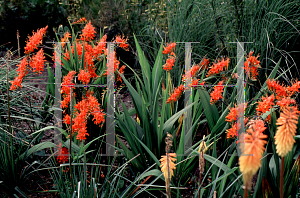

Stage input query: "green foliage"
[{"left": 0, "top": 52, "right": 59, "bottom": 197}]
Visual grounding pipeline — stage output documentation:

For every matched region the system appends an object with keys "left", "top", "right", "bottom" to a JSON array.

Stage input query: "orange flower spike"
[
  {"left": 287, "top": 80, "right": 300, "bottom": 96},
  {"left": 71, "top": 92, "right": 105, "bottom": 141},
  {"left": 166, "top": 85, "right": 185, "bottom": 104},
  {"left": 92, "top": 109, "right": 106, "bottom": 126},
  {"left": 226, "top": 105, "right": 237, "bottom": 122},
  {"left": 191, "top": 64, "right": 200, "bottom": 77},
  {"left": 239, "top": 119, "right": 268, "bottom": 189},
  {"left": 93, "top": 34, "right": 107, "bottom": 59},
  {"left": 117, "top": 65, "right": 126, "bottom": 83},
  {"left": 114, "top": 35, "right": 129, "bottom": 51},
  {"left": 76, "top": 122, "right": 89, "bottom": 140},
  {"left": 63, "top": 114, "right": 72, "bottom": 125},
  {"left": 190, "top": 78, "right": 199, "bottom": 87},
  {"left": 256, "top": 94, "right": 275, "bottom": 116},
  {"left": 160, "top": 153, "right": 177, "bottom": 180},
  {"left": 24, "top": 26, "right": 48, "bottom": 54},
  {"left": 226, "top": 123, "right": 237, "bottom": 139},
  {"left": 163, "top": 55, "right": 176, "bottom": 71},
  {"left": 60, "top": 32, "right": 71, "bottom": 48},
  {"left": 72, "top": 17, "right": 88, "bottom": 24},
  {"left": 60, "top": 71, "right": 76, "bottom": 108},
  {"left": 29, "top": 48, "right": 46, "bottom": 74},
  {"left": 10, "top": 57, "right": 28, "bottom": 90},
  {"left": 56, "top": 143, "right": 69, "bottom": 163},
  {"left": 181, "top": 74, "right": 185, "bottom": 82},
  {"left": 163, "top": 42, "right": 176, "bottom": 55},
  {"left": 15, "top": 57, "right": 28, "bottom": 76},
  {"left": 81, "top": 21, "right": 96, "bottom": 41},
  {"left": 274, "top": 106, "right": 299, "bottom": 157},
  {"left": 199, "top": 81, "right": 205, "bottom": 86},
  {"left": 221, "top": 57, "right": 230, "bottom": 70},
  {"left": 210, "top": 81, "right": 224, "bottom": 104},
  {"left": 10, "top": 76, "right": 24, "bottom": 90},
  {"left": 200, "top": 57, "right": 209, "bottom": 69},
  {"left": 78, "top": 69, "right": 91, "bottom": 84},
  {"left": 267, "top": 79, "right": 287, "bottom": 97},
  {"left": 244, "top": 51, "right": 261, "bottom": 80},
  {"left": 276, "top": 97, "right": 296, "bottom": 108},
  {"left": 206, "top": 58, "right": 230, "bottom": 77}
]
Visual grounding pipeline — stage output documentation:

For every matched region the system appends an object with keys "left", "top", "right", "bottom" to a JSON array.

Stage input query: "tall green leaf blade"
[
  {"left": 198, "top": 89, "right": 219, "bottom": 131},
  {"left": 133, "top": 34, "right": 152, "bottom": 103}
]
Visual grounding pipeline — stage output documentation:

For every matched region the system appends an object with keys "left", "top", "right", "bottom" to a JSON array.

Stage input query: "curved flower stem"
[
  {"left": 243, "top": 186, "right": 248, "bottom": 198},
  {"left": 280, "top": 157, "right": 285, "bottom": 198},
  {"left": 166, "top": 153, "right": 171, "bottom": 198},
  {"left": 198, "top": 172, "right": 202, "bottom": 198}
]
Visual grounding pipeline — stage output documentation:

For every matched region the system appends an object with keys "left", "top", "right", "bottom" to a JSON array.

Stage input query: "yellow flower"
[
  {"left": 160, "top": 153, "right": 176, "bottom": 180},
  {"left": 239, "top": 119, "right": 268, "bottom": 189},
  {"left": 274, "top": 106, "right": 298, "bottom": 157}
]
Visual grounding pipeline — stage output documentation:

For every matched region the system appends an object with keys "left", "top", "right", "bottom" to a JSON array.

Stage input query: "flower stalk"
[
  {"left": 160, "top": 133, "right": 176, "bottom": 198},
  {"left": 280, "top": 157, "right": 284, "bottom": 198},
  {"left": 274, "top": 106, "right": 298, "bottom": 198}
]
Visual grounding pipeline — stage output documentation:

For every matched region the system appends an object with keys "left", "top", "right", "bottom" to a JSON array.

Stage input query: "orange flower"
[
  {"left": 93, "top": 34, "right": 107, "bottom": 59},
  {"left": 190, "top": 78, "right": 199, "bottom": 87},
  {"left": 166, "top": 85, "right": 185, "bottom": 104},
  {"left": 199, "top": 81, "right": 205, "bottom": 86},
  {"left": 210, "top": 81, "right": 224, "bottom": 104},
  {"left": 267, "top": 79, "right": 287, "bottom": 98},
  {"left": 29, "top": 48, "right": 46, "bottom": 74},
  {"left": 163, "top": 42, "right": 176, "bottom": 55},
  {"left": 78, "top": 69, "right": 91, "bottom": 84},
  {"left": 72, "top": 91, "right": 105, "bottom": 140},
  {"left": 191, "top": 64, "right": 200, "bottom": 77},
  {"left": 63, "top": 114, "right": 72, "bottom": 125},
  {"left": 57, "top": 143, "right": 69, "bottom": 163},
  {"left": 71, "top": 17, "right": 87, "bottom": 24},
  {"left": 206, "top": 58, "right": 229, "bottom": 77},
  {"left": 256, "top": 94, "right": 275, "bottom": 121},
  {"left": 200, "top": 57, "right": 209, "bottom": 69},
  {"left": 276, "top": 97, "right": 296, "bottom": 108},
  {"left": 181, "top": 74, "right": 185, "bottom": 82},
  {"left": 163, "top": 55, "right": 176, "bottom": 71},
  {"left": 114, "top": 35, "right": 129, "bottom": 51},
  {"left": 286, "top": 80, "right": 300, "bottom": 96},
  {"left": 160, "top": 153, "right": 177, "bottom": 180},
  {"left": 10, "top": 57, "right": 28, "bottom": 90},
  {"left": 227, "top": 117, "right": 249, "bottom": 139},
  {"left": 244, "top": 51, "right": 261, "bottom": 81},
  {"left": 80, "top": 21, "right": 96, "bottom": 41},
  {"left": 232, "top": 73, "right": 238, "bottom": 79},
  {"left": 239, "top": 119, "right": 268, "bottom": 189},
  {"left": 60, "top": 71, "right": 76, "bottom": 109},
  {"left": 226, "top": 123, "right": 237, "bottom": 139},
  {"left": 226, "top": 105, "right": 238, "bottom": 122},
  {"left": 117, "top": 65, "right": 126, "bottom": 83},
  {"left": 60, "top": 32, "right": 71, "bottom": 48},
  {"left": 24, "top": 26, "right": 48, "bottom": 54},
  {"left": 274, "top": 106, "right": 299, "bottom": 157}
]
